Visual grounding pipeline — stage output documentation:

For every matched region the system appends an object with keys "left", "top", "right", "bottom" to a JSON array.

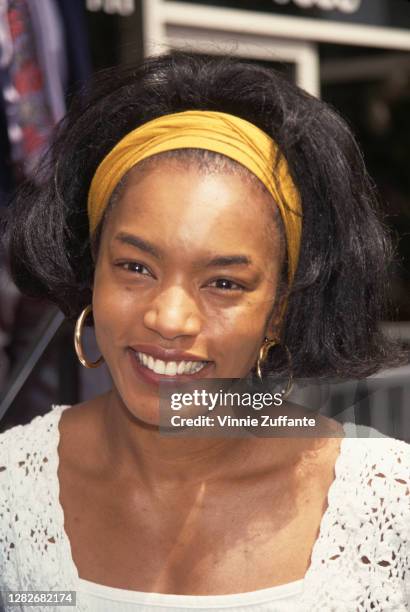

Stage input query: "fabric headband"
[{"left": 87, "top": 110, "right": 302, "bottom": 284}]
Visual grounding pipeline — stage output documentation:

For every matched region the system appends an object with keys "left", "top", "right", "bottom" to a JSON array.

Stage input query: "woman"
[{"left": 0, "top": 51, "right": 409, "bottom": 611}]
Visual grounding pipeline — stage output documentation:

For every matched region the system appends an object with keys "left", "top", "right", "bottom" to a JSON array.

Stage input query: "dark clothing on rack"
[{"left": 56, "top": 0, "right": 92, "bottom": 96}]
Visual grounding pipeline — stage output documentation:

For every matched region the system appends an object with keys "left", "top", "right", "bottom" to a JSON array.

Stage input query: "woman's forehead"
[{"left": 102, "top": 161, "right": 281, "bottom": 255}]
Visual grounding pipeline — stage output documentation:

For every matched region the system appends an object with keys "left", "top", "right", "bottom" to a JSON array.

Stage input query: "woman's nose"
[{"left": 143, "top": 285, "right": 202, "bottom": 340}]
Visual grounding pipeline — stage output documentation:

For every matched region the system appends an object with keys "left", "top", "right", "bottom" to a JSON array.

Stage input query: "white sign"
[{"left": 272, "top": 0, "right": 362, "bottom": 14}]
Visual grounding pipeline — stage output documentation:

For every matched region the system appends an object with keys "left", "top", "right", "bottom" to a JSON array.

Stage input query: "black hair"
[{"left": 3, "top": 51, "right": 407, "bottom": 378}]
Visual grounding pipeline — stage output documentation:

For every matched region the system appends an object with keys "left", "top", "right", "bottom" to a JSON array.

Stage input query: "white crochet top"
[{"left": 0, "top": 404, "right": 409, "bottom": 612}]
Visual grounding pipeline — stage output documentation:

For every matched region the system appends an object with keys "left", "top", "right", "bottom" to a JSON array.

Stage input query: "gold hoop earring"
[
  {"left": 256, "top": 337, "right": 278, "bottom": 380},
  {"left": 74, "top": 305, "right": 104, "bottom": 369},
  {"left": 256, "top": 337, "right": 293, "bottom": 398}
]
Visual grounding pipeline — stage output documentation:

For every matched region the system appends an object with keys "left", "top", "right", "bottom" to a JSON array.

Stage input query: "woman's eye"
[
  {"left": 117, "top": 262, "right": 152, "bottom": 276},
  {"left": 208, "top": 279, "right": 244, "bottom": 291}
]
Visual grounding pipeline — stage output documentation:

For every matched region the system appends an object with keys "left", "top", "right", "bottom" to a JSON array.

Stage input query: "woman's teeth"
[{"left": 135, "top": 352, "right": 207, "bottom": 375}]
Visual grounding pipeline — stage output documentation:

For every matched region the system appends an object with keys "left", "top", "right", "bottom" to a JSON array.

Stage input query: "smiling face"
[{"left": 92, "top": 157, "right": 285, "bottom": 425}]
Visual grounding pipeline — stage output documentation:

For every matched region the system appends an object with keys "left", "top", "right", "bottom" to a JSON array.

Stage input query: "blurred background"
[{"left": 0, "top": 0, "right": 409, "bottom": 437}]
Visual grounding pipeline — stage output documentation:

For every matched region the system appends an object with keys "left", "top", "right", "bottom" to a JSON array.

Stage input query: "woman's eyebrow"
[
  {"left": 204, "top": 255, "right": 253, "bottom": 267},
  {"left": 114, "top": 232, "right": 162, "bottom": 259},
  {"left": 114, "top": 233, "right": 253, "bottom": 267}
]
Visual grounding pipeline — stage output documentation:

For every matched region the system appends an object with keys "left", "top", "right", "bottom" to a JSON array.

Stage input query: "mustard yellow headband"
[{"left": 87, "top": 110, "right": 302, "bottom": 283}]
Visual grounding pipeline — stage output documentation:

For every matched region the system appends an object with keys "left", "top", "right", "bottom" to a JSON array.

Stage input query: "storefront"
[{"left": 142, "top": 0, "right": 410, "bottom": 96}]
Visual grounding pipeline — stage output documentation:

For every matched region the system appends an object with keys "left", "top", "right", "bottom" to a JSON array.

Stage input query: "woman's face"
[{"left": 92, "top": 158, "right": 284, "bottom": 425}]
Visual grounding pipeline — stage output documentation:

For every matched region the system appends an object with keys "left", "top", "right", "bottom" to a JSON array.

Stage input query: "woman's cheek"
[
  {"left": 92, "top": 284, "right": 141, "bottom": 351},
  {"left": 206, "top": 304, "right": 266, "bottom": 376}
]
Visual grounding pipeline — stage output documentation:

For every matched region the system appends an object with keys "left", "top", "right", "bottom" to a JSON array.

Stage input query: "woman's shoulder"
[
  {"left": 0, "top": 398, "right": 109, "bottom": 497},
  {"left": 0, "top": 405, "right": 74, "bottom": 590},
  {"left": 334, "top": 424, "right": 410, "bottom": 535},
  {"left": 302, "top": 427, "right": 410, "bottom": 608},
  {"left": 0, "top": 405, "right": 70, "bottom": 470},
  {"left": 341, "top": 422, "right": 410, "bottom": 472},
  {"left": 0, "top": 405, "right": 71, "bottom": 513},
  {"left": 340, "top": 423, "right": 409, "bottom": 492}
]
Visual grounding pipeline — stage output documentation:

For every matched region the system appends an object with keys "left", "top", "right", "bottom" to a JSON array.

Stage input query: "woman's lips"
[{"left": 127, "top": 348, "right": 214, "bottom": 387}]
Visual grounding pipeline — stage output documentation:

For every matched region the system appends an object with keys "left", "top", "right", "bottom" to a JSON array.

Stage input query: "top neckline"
[
  {"left": 48, "top": 404, "right": 352, "bottom": 605},
  {"left": 76, "top": 575, "right": 304, "bottom": 606}
]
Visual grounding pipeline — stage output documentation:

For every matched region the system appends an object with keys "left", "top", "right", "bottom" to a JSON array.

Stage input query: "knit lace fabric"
[{"left": 0, "top": 405, "right": 409, "bottom": 611}]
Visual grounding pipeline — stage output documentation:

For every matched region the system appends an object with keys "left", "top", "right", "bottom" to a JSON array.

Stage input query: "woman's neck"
[{"left": 98, "top": 389, "right": 335, "bottom": 493}]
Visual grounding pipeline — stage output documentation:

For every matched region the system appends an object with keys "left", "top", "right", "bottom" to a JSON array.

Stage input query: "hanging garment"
[
  {"left": 0, "top": 0, "right": 13, "bottom": 68},
  {"left": 56, "top": 0, "right": 92, "bottom": 95},
  {"left": 6, "top": 0, "right": 54, "bottom": 178},
  {"left": 0, "top": 70, "right": 13, "bottom": 204},
  {"left": 26, "top": 0, "right": 67, "bottom": 125},
  {"left": 0, "top": 0, "right": 23, "bottom": 183}
]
